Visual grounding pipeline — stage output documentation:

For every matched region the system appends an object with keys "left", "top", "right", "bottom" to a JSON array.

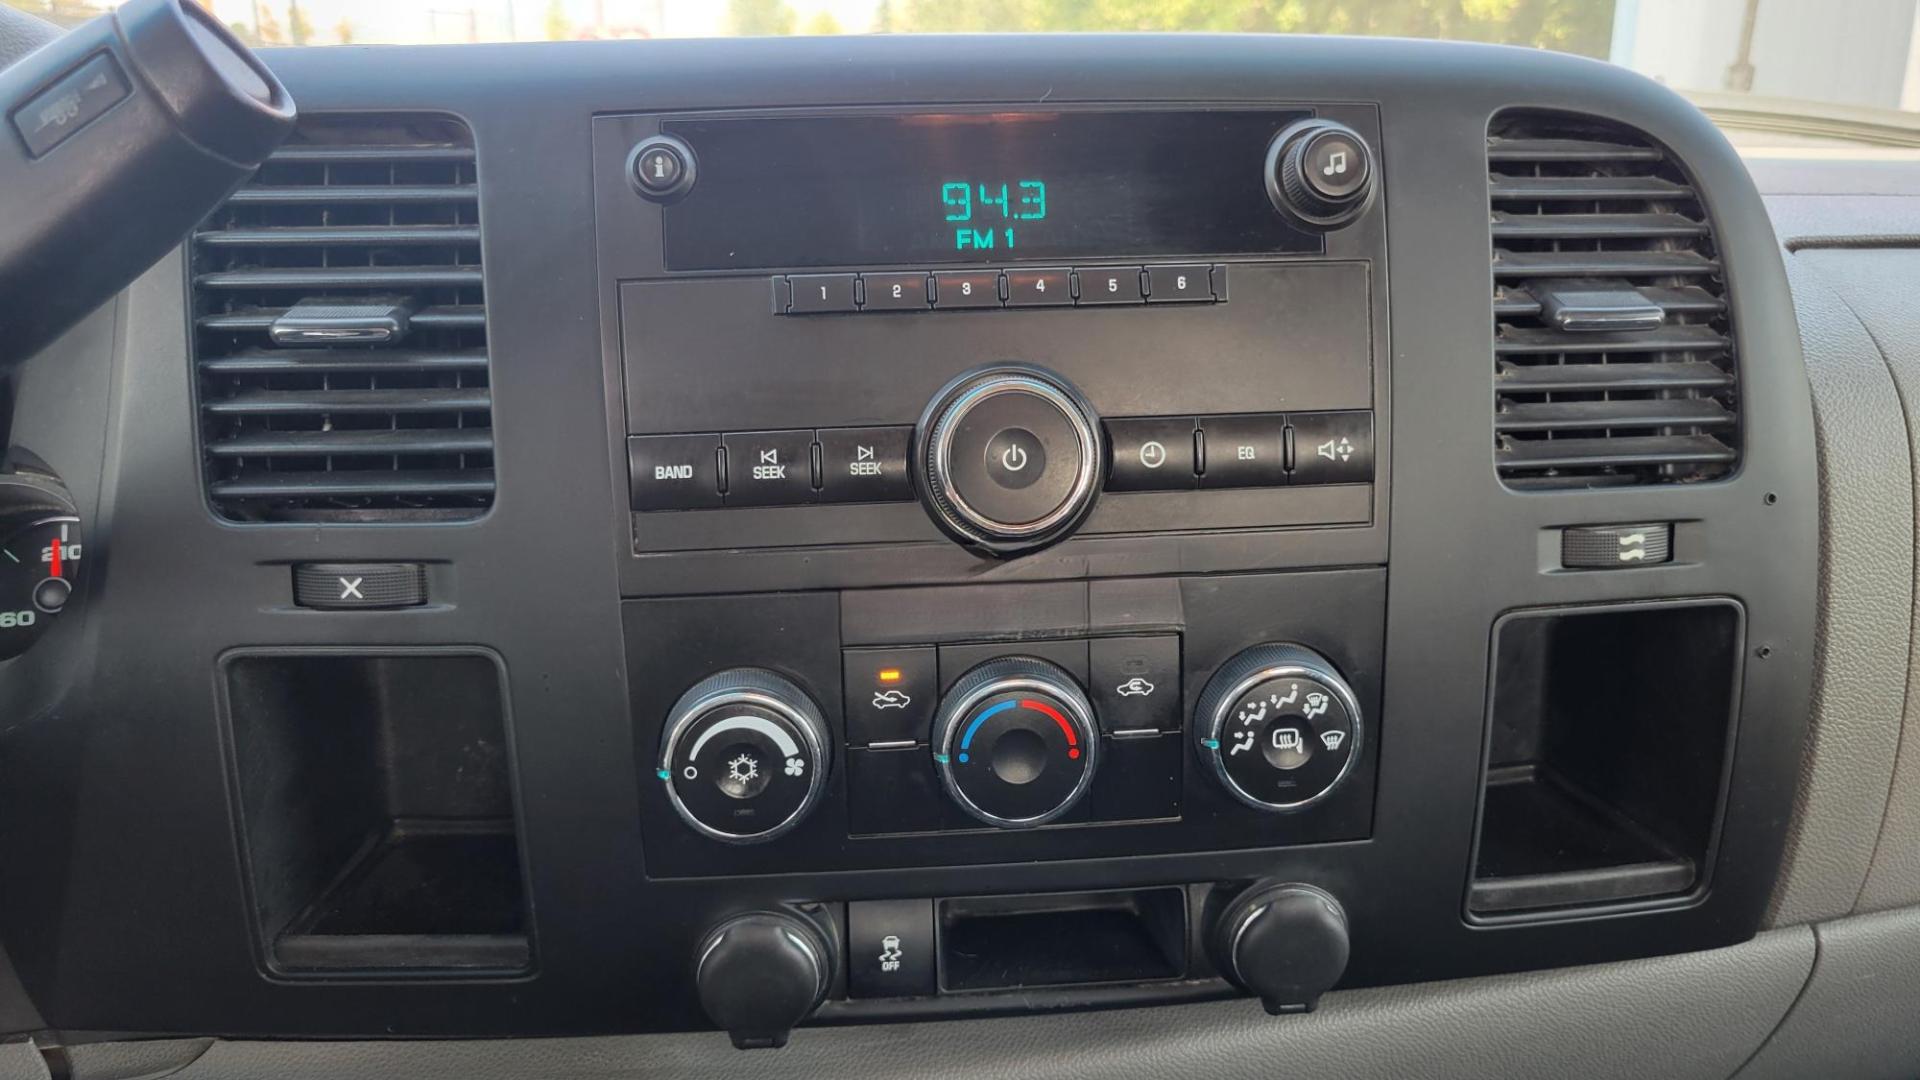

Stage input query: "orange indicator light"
[{"left": 877, "top": 668, "right": 903, "bottom": 684}]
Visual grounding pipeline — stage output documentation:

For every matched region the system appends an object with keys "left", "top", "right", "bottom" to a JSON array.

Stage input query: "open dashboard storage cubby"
[
  {"left": 222, "top": 651, "right": 530, "bottom": 974},
  {"left": 1470, "top": 600, "right": 1743, "bottom": 918}
]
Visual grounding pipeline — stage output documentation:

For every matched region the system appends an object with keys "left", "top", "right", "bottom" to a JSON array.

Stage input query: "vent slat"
[
  {"left": 198, "top": 305, "right": 486, "bottom": 332},
  {"left": 1496, "top": 434, "right": 1738, "bottom": 470},
  {"left": 1493, "top": 285, "right": 1726, "bottom": 320},
  {"left": 1494, "top": 399, "right": 1736, "bottom": 433},
  {"left": 1486, "top": 137, "right": 1666, "bottom": 162},
  {"left": 225, "top": 183, "right": 479, "bottom": 205},
  {"left": 195, "top": 225, "right": 482, "bottom": 247},
  {"left": 1491, "top": 250, "right": 1719, "bottom": 278},
  {"left": 1488, "top": 112, "right": 1739, "bottom": 488},
  {"left": 1488, "top": 175, "right": 1693, "bottom": 201},
  {"left": 204, "top": 387, "right": 489, "bottom": 416},
  {"left": 1489, "top": 211, "right": 1708, "bottom": 240},
  {"left": 266, "top": 144, "right": 474, "bottom": 164},
  {"left": 1495, "top": 324, "right": 1728, "bottom": 356},
  {"left": 1496, "top": 359, "right": 1735, "bottom": 394},
  {"left": 207, "top": 429, "right": 495, "bottom": 457},
  {"left": 209, "top": 469, "right": 497, "bottom": 500},
  {"left": 198, "top": 348, "right": 489, "bottom": 375},
  {"left": 196, "top": 267, "right": 485, "bottom": 290}
]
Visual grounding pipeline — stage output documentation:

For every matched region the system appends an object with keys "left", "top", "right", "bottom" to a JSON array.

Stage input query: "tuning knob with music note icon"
[{"left": 1265, "top": 119, "right": 1376, "bottom": 229}]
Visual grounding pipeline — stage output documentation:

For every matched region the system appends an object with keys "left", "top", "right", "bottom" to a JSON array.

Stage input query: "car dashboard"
[{"left": 5, "top": 22, "right": 1920, "bottom": 1080}]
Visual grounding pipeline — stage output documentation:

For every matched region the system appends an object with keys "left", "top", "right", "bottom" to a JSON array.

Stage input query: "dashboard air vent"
[
  {"left": 192, "top": 114, "right": 492, "bottom": 521},
  {"left": 1488, "top": 111, "right": 1738, "bottom": 489}
]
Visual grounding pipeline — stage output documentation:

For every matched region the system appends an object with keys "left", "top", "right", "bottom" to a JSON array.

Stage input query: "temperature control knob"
[
  {"left": 914, "top": 363, "right": 1105, "bottom": 558},
  {"left": 1195, "top": 644, "right": 1362, "bottom": 812},
  {"left": 932, "top": 656, "right": 1099, "bottom": 828},
  {"left": 659, "top": 668, "right": 829, "bottom": 844},
  {"left": 1266, "top": 119, "right": 1375, "bottom": 229}
]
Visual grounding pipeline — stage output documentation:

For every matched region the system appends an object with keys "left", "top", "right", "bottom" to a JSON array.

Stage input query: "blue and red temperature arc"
[{"left": 956, "top": 698, "right": 1079, "bottom": 764}]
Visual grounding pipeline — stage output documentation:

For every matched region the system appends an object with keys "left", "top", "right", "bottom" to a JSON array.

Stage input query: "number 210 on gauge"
[{"left": 943, "top": 180, "right": 1046, "bottom": 251}]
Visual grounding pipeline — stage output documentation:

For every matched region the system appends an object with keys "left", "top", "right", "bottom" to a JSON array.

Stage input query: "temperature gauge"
[{"left": 0, "top": 466, "right": 82, "bottom": 661}]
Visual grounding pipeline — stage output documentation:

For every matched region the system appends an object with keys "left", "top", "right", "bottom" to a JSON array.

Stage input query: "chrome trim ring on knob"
[
  {"left": 931, "top": 657, "right": 1101, "bottom": 829},
  {"left": 659, "top": 668, "right": 830, "bottom": 845},
  {"left": 1195, "top": 644, "right": 1364, "bottom": 813},
  {"left": 917, "top": 364, "right": 1103, "bottom": 555}
]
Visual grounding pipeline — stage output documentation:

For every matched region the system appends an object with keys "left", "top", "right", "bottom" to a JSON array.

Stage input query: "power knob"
[
  {"left": 932, "top": 656, "right": 1100, "bottom": 828},
  {"left": 658, "top": 668, "right": 830, "bottom": 844},
  {"left": 914, "top": 363, "right": 1105, "bottom": 558},
  {"left": 1265, "top": 119, "right": 1375, "bottom": 229}
]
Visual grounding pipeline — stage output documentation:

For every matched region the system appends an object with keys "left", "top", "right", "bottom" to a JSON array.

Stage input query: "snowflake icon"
[{"left": 727, "top": 754, "right": 760, "bottom": 785}]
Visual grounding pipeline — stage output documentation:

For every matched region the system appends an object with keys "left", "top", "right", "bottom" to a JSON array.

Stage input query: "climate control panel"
[{"left": 624, "top": 570, "right": 1386, "bottom": 879}]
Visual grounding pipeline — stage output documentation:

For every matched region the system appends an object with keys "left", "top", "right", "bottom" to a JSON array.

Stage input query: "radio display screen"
[{"left": 660, "top": 109, "right": 1324, "bottom": 271}]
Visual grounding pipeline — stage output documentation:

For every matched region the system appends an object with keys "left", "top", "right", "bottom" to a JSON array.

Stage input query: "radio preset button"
[
  {"left": 787, "top": 274, "right": 859, "bottom": 314},
  {"left": 1199, "top": 415, "right": 1287, "bottom": 488},
  {"left": 1288, "top": 411, "right": 1374, "bottom": 485},
  {"left": 1075, "top": 267, "right": 1145, "bottom": 305},
  {"left": 629, "top": 433, "right": 722, "bottom": 510},
  {"left": 861, "top": 272, "right": 931, "bottom": 311},
  {"left": 1106, "top": 417, "right": 1198, "bottom": 491},
  {"left": 1006, "top": 267, "right": 1073, "bottom": 306},
  {"left": 932, "top": 271, "right": 1003, "bottom": 309},
  {"left": 818, "top": 426, "right": 912, "bottom": 503},
  {"left": 722, "top": 430, "right": 816, "bottom": 506},
  {"left": 1145, "top": 265, "right": 1214, "bottom": 302}
]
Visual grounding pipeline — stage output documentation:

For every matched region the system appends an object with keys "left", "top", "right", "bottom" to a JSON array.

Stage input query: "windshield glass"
[{"left": 11, "top": 0, "right": 1920, "bottom": 147}]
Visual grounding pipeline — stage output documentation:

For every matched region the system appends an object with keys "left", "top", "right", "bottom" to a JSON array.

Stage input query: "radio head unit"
[{"left": 593, "top": 103, "right": 1388, "bottom": 576}]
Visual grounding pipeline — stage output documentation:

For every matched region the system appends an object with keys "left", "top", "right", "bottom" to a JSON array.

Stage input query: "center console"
[{"left": 592, "top": 101, "right": 1402, "bottom": 1042}]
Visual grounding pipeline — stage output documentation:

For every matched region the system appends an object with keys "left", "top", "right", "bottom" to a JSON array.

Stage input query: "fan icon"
[{"left": 784, "top": 757, "right": 806, "bottom": 778}]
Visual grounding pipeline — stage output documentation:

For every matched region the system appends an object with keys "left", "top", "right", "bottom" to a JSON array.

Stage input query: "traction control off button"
[
  {"left": 294, "top": 563, "right": 427, "bottom": 610},
  {"left": 848, "top": 899, "right": 936, "bottom": 998},
  {"left": 1562, "top": 523, "right": 1673, "bottom": 569}
]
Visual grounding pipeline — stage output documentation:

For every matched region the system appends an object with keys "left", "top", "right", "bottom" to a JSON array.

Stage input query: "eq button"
[{"left": 1199, "top": 415, "right": 1286, "bottom": 488}]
